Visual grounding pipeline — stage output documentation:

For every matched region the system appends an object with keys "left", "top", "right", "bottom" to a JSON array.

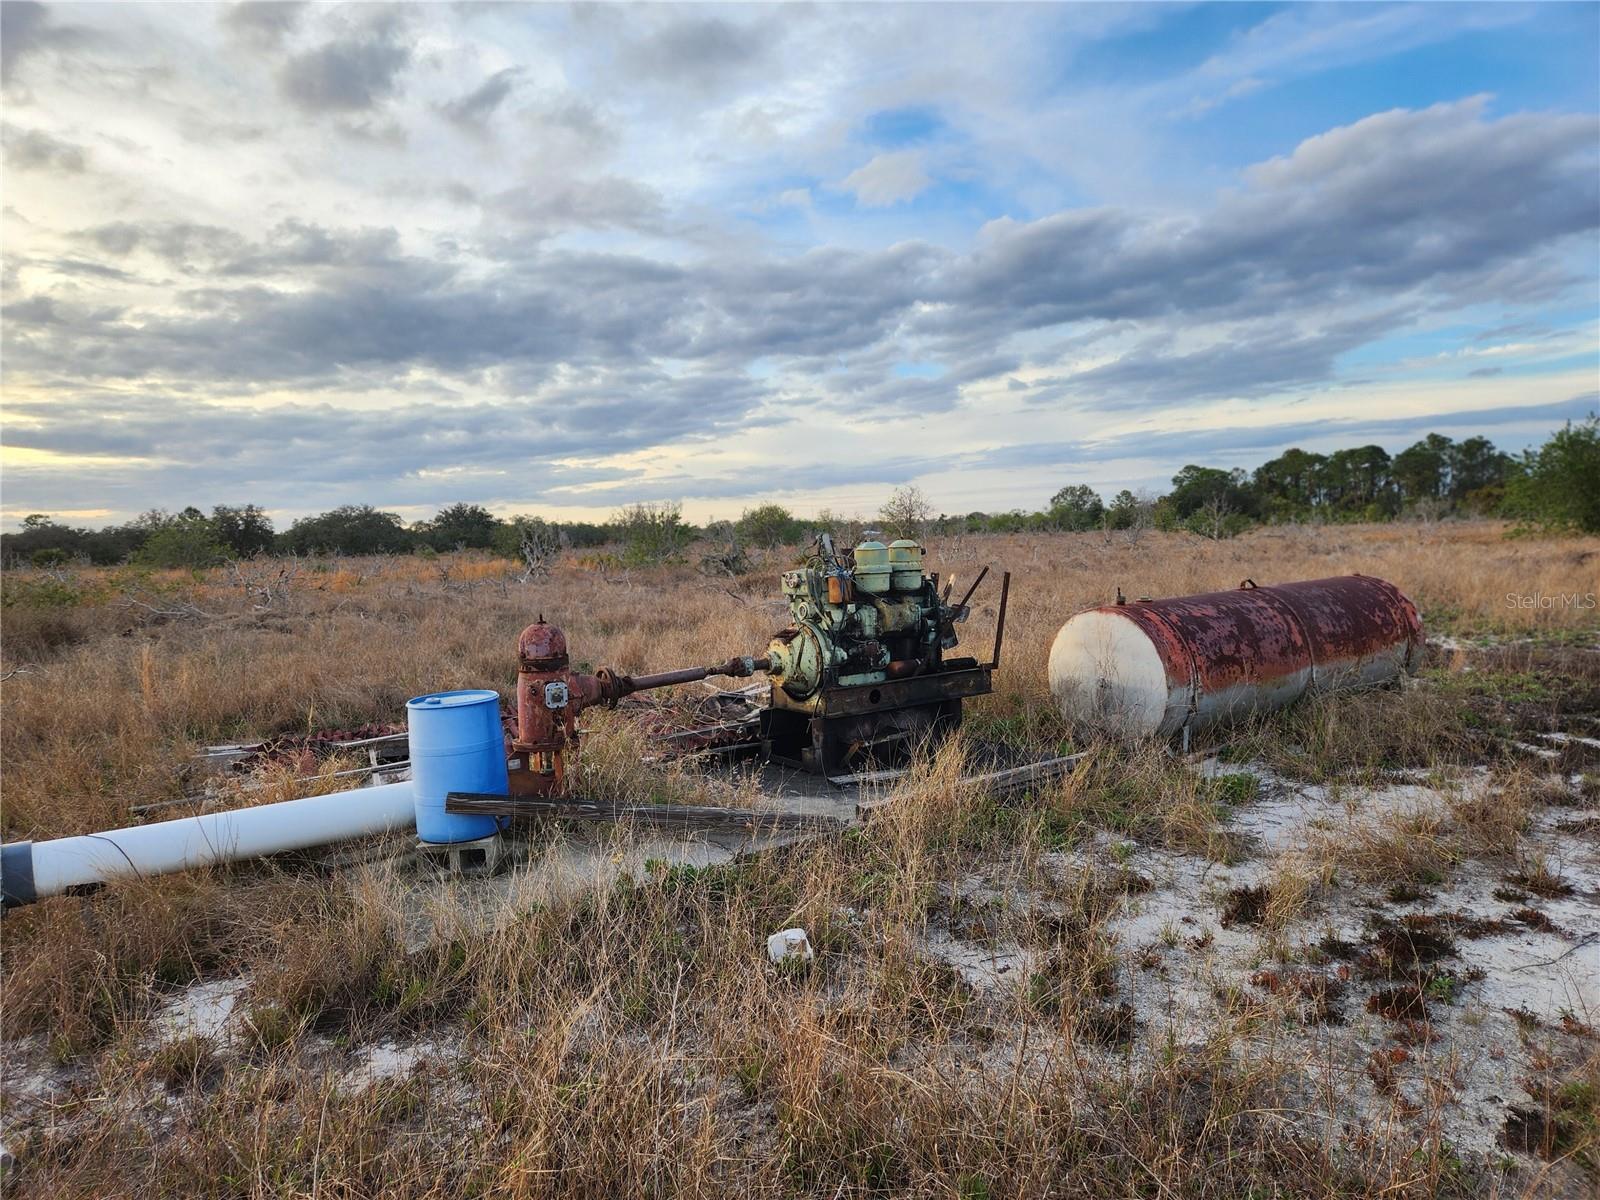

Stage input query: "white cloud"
[
  {"left": 0, "top": 4, "right": 1593, "bottom": 527},
  {"left": 840, "top": 150, "right": 931, "bottom": 207}
]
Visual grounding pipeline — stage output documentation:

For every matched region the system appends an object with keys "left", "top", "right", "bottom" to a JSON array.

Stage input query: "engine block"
[{"left": 759, "top": 535, "right": 998, "bottom": 774}]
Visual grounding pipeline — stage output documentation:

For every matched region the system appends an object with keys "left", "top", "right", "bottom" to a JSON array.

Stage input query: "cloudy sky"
[{"left": 2, "top": 2, "right": 1597, "bottom": 529}]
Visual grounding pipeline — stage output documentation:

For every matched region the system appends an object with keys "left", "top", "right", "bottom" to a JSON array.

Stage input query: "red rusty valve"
[
  {"left": 509, "top": 618, "right": 768, "bottom": 797},
  {"left": 511, "top": 619, "right": 605, "bottom": 797}
]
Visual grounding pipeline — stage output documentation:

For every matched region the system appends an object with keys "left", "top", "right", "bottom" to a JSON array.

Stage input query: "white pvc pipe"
[{"left": 2, "top": 782, "right": 415, "bottom": 906}]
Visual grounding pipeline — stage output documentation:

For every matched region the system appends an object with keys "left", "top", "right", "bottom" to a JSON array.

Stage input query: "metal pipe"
[
  {"left": 1, "top": 782, "right": 416, "bottom": 908},
  {"left": 614, "top": 655, "right": 770, "bottom": 696},
  {"left": 956, "top": 565, "right": 990, "bottom": 611}
]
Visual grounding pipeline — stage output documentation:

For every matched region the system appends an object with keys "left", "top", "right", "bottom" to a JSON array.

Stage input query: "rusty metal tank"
[{"left": 1047, "top": 575, "right": 1423, "bottom": 740}]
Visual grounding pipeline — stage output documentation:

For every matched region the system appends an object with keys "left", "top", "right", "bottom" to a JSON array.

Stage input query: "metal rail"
[
  {"left": 989, "top": 571, "right": 1011, "bottom": 669},
  {"left": 445, "top": 792, "right": 845, "bottom": 833}
]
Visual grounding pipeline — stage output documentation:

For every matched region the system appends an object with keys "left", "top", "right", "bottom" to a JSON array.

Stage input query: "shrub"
[
  {"left": 613, "top": 501, "right": 692, "bottom": 565},
  {"left": 133, "top": 523, "right": 231, "bottom": 568},
  {"left": 1505, "top": 415, "right": 1600, "bottom": 533},
  {"left": 1, "top": 576, "right": 85, "bottom": 609},
  {"left": 735, "top": 504, "right": 804, "bottom": 549}
]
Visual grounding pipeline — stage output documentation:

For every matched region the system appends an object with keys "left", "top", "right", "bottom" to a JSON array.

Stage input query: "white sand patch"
[
  {"left": 344, "top": 1039, "right": 446, "bottom": 1086},
  {"left": 150, "top": 979, "right": 248, "bottom": 1045}
]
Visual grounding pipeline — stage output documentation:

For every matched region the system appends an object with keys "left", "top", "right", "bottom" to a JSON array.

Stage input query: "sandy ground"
[
  {"left": 3, "top": 716, "right": 1596, "bottom": 1187},
  {"left": 914, "top": 762, "right": 1597, "bottom": 1164}
]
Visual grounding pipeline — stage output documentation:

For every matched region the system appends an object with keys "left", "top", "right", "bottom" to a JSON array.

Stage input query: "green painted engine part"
[
  {"left": 765, "top": 537, "right": 960, "bottom": 704},
  {"left": 888, "top": 539, "right": 923, "bottom": 591},
  {"left": 852, "top": 540, "right": 891, "bottom": 594}
]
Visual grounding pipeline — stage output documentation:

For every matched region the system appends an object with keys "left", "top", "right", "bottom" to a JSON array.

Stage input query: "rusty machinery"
[
  {"left": 508, "top": 535, "right": 1009, "bottom": 796},
  {"left": 1048, "top": 574, "right": 1423, "bottom": 743},
  {"left": 759, "top": 534, "right": 1007, "bottom": 773}
]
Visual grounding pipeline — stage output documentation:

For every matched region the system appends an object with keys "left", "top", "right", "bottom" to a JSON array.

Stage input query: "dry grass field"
[{"left": 2, "top": 521, "right": 1598, "bottom": 1198}]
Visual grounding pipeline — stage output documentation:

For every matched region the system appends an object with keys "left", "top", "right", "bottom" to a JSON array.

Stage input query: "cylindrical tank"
[
  {"left": 1048, "top": 575, "right": 1423, "bottom": 740},
  {"left": 888, "top": 539, "right": 923, "bottom": 591},
  {"left": 407, "top": 689, "right": 507, "bottom": 842},
  {"left": 853, "top": 540, "right": 891, "bottom": 594}
]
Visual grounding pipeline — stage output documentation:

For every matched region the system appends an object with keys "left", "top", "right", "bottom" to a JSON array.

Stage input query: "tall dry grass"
[
  {"left": 0, "top": 774, "right": 1439, "bottom": 1198},
  {"left": 4, "top": 521, "right": 1595, "bottom": 829},
  {"left": 2, "top": 524, "right": 1597, "bottom": 1196}
]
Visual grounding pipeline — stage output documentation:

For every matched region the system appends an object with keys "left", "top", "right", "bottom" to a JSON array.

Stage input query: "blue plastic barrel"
[{"left": 406, "top": 689, "right": 508, "bottom": 843}]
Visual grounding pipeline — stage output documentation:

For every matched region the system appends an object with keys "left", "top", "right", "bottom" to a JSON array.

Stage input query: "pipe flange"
[{"left": 595, "top": 666, "right": 623, "bottom": 707}]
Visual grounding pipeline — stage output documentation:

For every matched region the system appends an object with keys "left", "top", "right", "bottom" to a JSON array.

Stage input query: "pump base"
[
  {"left": 760, "top": 671, "right": 989, "bottom": 776},
  {"left": 414, "top": 832, "right": 505, "bottom": 877}
]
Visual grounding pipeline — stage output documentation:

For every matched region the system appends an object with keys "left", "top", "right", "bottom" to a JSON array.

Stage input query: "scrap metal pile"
[{"left": 192, "top": 724, "right": 407, "bottom": 778}]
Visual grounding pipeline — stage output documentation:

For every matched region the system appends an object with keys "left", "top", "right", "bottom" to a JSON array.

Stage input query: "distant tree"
[
  {"left": 1046, "top": 484, "right": 1105, "bottom": 531},
  {"left": 1187, "top": 492, "right": 1249, "bottom": 540},
  {"left": 1505, "top": 416, "right": 1600, "bottom": 533},
  {"left": 613, "top": 501, "right": 692, "bottom": 565},
  {"left": 1105, "top": 489, "right": 1156, "bottom": 533},
  {"left": 982, "top": 510, "right": 1029, "bottom": 533},
  {"left": 879, "top": 485, "right": 932, "bottom": 539},
  {"left": 492, "top": 515, "right": 554, "bottom": 559},
  {"left": 1391, "top": 434, "right": 1453, "bottom": 505},
  {"left": 1, "top": 517, "right": 85, "bottom": 564},
  {"left": 210, "top": 504, "right": 275, "bottom": 557},
  {"left": 427, "top": 502, "right": 498, "bottom": 550},
  {"left": 1169, "top": 465, "right": 1253, "bottom": 519},
  {"left": 81, "top": 523, "right": 150, "bottom": 564},
  {"left": 0, "top": 520, "right": 147, "bottom": 566},
  {"left": 134, "top": 517, "right": 230, "bottom": 568},
  {"left": 1252, "top": 448, "right": 1328, "bottom": 518},
  {"left": 812, "top": 508, "right": 865, "bottom": 545},
  {"left": 281, "top": 505, "right": 411, "bottom": 555},
  {"left": 735, "top": 503, "right": 803, "bottom": 548},
  {"left": 491, "top": 515, "right": 562, "bottom": 577},
  {"left": 561, "top": 521, "right": 612, "bottom": 548},
  {"left": 1447, "top": 436, "right": 1512, "bottom": 504},
  {"left": 1318, "top": 445, "right": 1394, "bottom": 515}
]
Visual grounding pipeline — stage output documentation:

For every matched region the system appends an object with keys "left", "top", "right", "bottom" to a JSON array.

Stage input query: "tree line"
[
  {"left": 4, "top": 418, "right": 1595, "bottom": 569},
  {"left": 2, "top": 504, "right": 616, "bottom": 569},
  {"left": 950, "top": 419, "right": 1597, "bottom": 539}
]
